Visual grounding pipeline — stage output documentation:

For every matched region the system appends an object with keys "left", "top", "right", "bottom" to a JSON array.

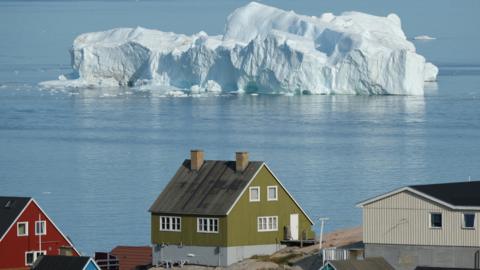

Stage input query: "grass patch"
[
  {"left": 250, "top": 255, "right": 271, "bottom": 261},
  {"left": 250, "top": 253, "right": 302, "bottom": 266},
  {"left": 270, "top": 253, "right": 302, "bottom": 265}
]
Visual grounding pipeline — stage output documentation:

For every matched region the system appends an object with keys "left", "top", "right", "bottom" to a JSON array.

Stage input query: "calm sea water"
[{"left": 1, "top": 0, "right": 480, "bottom": 256}]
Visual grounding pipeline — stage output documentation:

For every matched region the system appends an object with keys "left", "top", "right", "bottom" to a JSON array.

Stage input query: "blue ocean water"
[{"left": 1, "top": 0, "right": 480, "bottom": 256}]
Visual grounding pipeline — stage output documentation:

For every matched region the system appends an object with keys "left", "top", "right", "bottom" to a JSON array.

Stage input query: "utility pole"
[
  {"left": 318, "top": 217, "right": 329, "bottom": 251},
  {"left": 318, "top": 217, "right": 329, "bottom": 265}
]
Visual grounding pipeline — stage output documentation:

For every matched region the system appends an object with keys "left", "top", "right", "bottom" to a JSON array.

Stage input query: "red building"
[
  {"left": 0, "top": 196, "right": 80, "bottom": 269},
  {"left": 95, "top": 246, "right": 152, "bottom": 270},
  {"left": 110, "top": 246, "right": 151, "bottom": 270}
]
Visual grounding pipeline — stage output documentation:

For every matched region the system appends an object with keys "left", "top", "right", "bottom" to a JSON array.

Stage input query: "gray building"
[
  {"left": 357, "top": 181, "right": 480, "bottom": 270},
  {"left": 320, "top": 257, "right": 394, "bottom": 270}
]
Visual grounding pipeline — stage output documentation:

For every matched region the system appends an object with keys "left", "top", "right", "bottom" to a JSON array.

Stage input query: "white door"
[{"left": 290, "top": 214, "right": 299, "bottom": 240}]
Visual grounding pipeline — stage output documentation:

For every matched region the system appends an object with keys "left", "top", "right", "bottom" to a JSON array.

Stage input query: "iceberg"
[
  {"left": 414, "top": 35, "right": 436, "bottom": 40},
  {"left": 41, "top": 2, "right": 438, "bottom": 95}
]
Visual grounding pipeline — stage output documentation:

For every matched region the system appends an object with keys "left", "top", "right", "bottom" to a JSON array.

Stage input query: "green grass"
[{"left": 250, "top": 253, "right": 302, "bottom": 266}]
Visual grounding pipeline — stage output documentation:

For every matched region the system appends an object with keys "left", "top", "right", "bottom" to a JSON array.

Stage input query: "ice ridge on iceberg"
[{"left": 41, "top": 2, "right": 438, "bottom": 95}]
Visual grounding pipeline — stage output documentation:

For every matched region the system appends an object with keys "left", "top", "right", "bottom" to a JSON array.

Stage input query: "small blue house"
[{"left": 31, "top": 255, "right": 100, "bottom": 270}]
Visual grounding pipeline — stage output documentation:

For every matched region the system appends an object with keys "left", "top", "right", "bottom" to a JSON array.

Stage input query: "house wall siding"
[
  {"left": 152, "top": 243, "right": 280, "bottom": 267},
  {"left": 226, "top": 166, "right": 314, "bottom": 246},
  {"left": 0, "top": 201, "right": 79, "bottom": 269},
  {"left": 363, "top": 190, "right": 480, "bottom": 247},
  {"left": 151, "top": 215, "right": 227, "bottom": 246},
  {"left": 85, "top": 260, "right": 100, "bottom": 270}
]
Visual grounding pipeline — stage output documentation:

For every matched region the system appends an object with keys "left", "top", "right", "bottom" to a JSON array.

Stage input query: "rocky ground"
[{"left": 149, "top": 226, "right": 362, "bottom": 270}]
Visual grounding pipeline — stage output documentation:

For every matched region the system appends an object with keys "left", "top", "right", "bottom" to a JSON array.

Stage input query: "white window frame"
[
  {"left": 25, "top": 251, "right": 34, "bottom": 266},
  {"left": 249, "top": 186, "right": 260, "bottom": 202},
  {"left": 429, "top": 212, "right": 442, "bottom": 229},
  {"left": 25, "top": 250, "right": 46, "bottom": 266},
  {"left": 35, "top": 220, "right": 46, "bottom": 236},
  {"left": 267, "top": 186, "right": 278, "bottom": 201},
  {"left": 257, "top": 216, "right": 278, "bottom": 232},
  {"left": 462, "top": 213, "right": 476, "bottom": 229},
  {"left": 17, "top": 222, "right": 28, "bottom": 236},
  {"left": 159, "top": 216, "right": 181, "bottom": 232},
  {"left": 197, "top": 217, "right": 219, "bottom": 233}
]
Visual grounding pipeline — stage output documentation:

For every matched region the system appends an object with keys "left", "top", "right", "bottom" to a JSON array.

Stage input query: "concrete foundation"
[
  {"left": 152, "top": 243, "right": 284, "bottom": 267},
  {"left": 366, "top": 243, "right": 480, "bottom": 270}
]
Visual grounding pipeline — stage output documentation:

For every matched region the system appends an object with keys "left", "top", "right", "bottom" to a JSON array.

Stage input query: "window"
[
  {"left": 430, "top": 213, "right": 442, "bottom": 228},
  {"left": 59, "top": 246, "right": 74, "bottom": 256},
  {"left": 25, "top": 252, "right": 34, "bottom": 265},
  {"left": 36, "top": 251, "right": 46, "bottom": 257},
  {"left": 17, "top": 222, "right": 28, "bottom": 236},
  {"left": 463, "top": 213, "right": 475, "bottom": 229},
  {"left": 197, "top": 218, "right": 219, "bottom": 233},
  {"left": 25, "top": 251, "right": 45, "bottom": 266},
  {"left": 257, "top": 216, "right": 278, "bottom": 232},
  {"left": 160, "top": 216, "right": 181, "bottom": 232},
  {"left": 249, "top": 186, "right": 260, "bottom": 202},
  {"left": 267, "top": 186, "right": 278, "bottom": 201},
  {"left": 35, "top": 221, "right": 46, "bottom": 236}
]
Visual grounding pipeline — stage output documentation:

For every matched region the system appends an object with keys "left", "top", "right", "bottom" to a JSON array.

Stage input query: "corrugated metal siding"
[
  {"left": 363, "top": 191, "right": 480, "bottom": 247},
  {"left": 110, "top": 246, "right": 151, "bottom": 270}
]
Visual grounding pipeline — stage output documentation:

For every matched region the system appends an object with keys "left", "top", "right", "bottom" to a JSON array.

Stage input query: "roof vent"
[
  {"left": 191, "top": 150, "right": 204, "bottom": 171},
  {"left": 236, "top": 152, "right": 249, "bottom": 172}
]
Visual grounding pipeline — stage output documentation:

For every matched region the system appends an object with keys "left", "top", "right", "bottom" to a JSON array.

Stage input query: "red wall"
[{"left": 0, "top": 201, "right": 79, "bottom": 269}]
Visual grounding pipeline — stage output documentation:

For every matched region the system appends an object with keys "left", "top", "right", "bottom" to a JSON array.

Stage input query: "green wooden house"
[{"left": 149, "top": 150, "right": 314, "bottom": 266}]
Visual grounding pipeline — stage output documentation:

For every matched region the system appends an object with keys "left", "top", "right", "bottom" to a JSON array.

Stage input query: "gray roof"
[
  {"left": 0, "top": 196, "right": 31, "bottom": 240},
  {"left": 338, "top": 241, "right": 365, "bottom": 250},
  {"left": 358, "top": 180, "right": 480, "bottom": 209},
  {"left": 149, "top": 160, "right": 264, "bottom": 216},
  {"left": 326, "top": 257, "right": 394, "bottom": 270},
  {"left": 410, "top": 181, "right": 480, "bottom": 207},
  {"left": 32, "top": 255, "right": 92, "bottom": 270}
]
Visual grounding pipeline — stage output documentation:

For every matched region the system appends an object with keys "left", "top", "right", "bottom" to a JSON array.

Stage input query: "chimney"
[
  {"left": 235, "top": 152, "right": 249, "bottom": 172},
  {"left": 191, "top": 149, "right": 204, "bottom": 171}
]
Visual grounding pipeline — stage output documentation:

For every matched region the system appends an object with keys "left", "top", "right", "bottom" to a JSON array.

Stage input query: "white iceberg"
[
  {"left": 423, "top": 62, "right": 439, "bottom": 82},
  {"left": 414, "top": 35, "right": 436, "bottom": 40},
  {"left": 40, "top": 2, "right": 438, "bottom": 95}
]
